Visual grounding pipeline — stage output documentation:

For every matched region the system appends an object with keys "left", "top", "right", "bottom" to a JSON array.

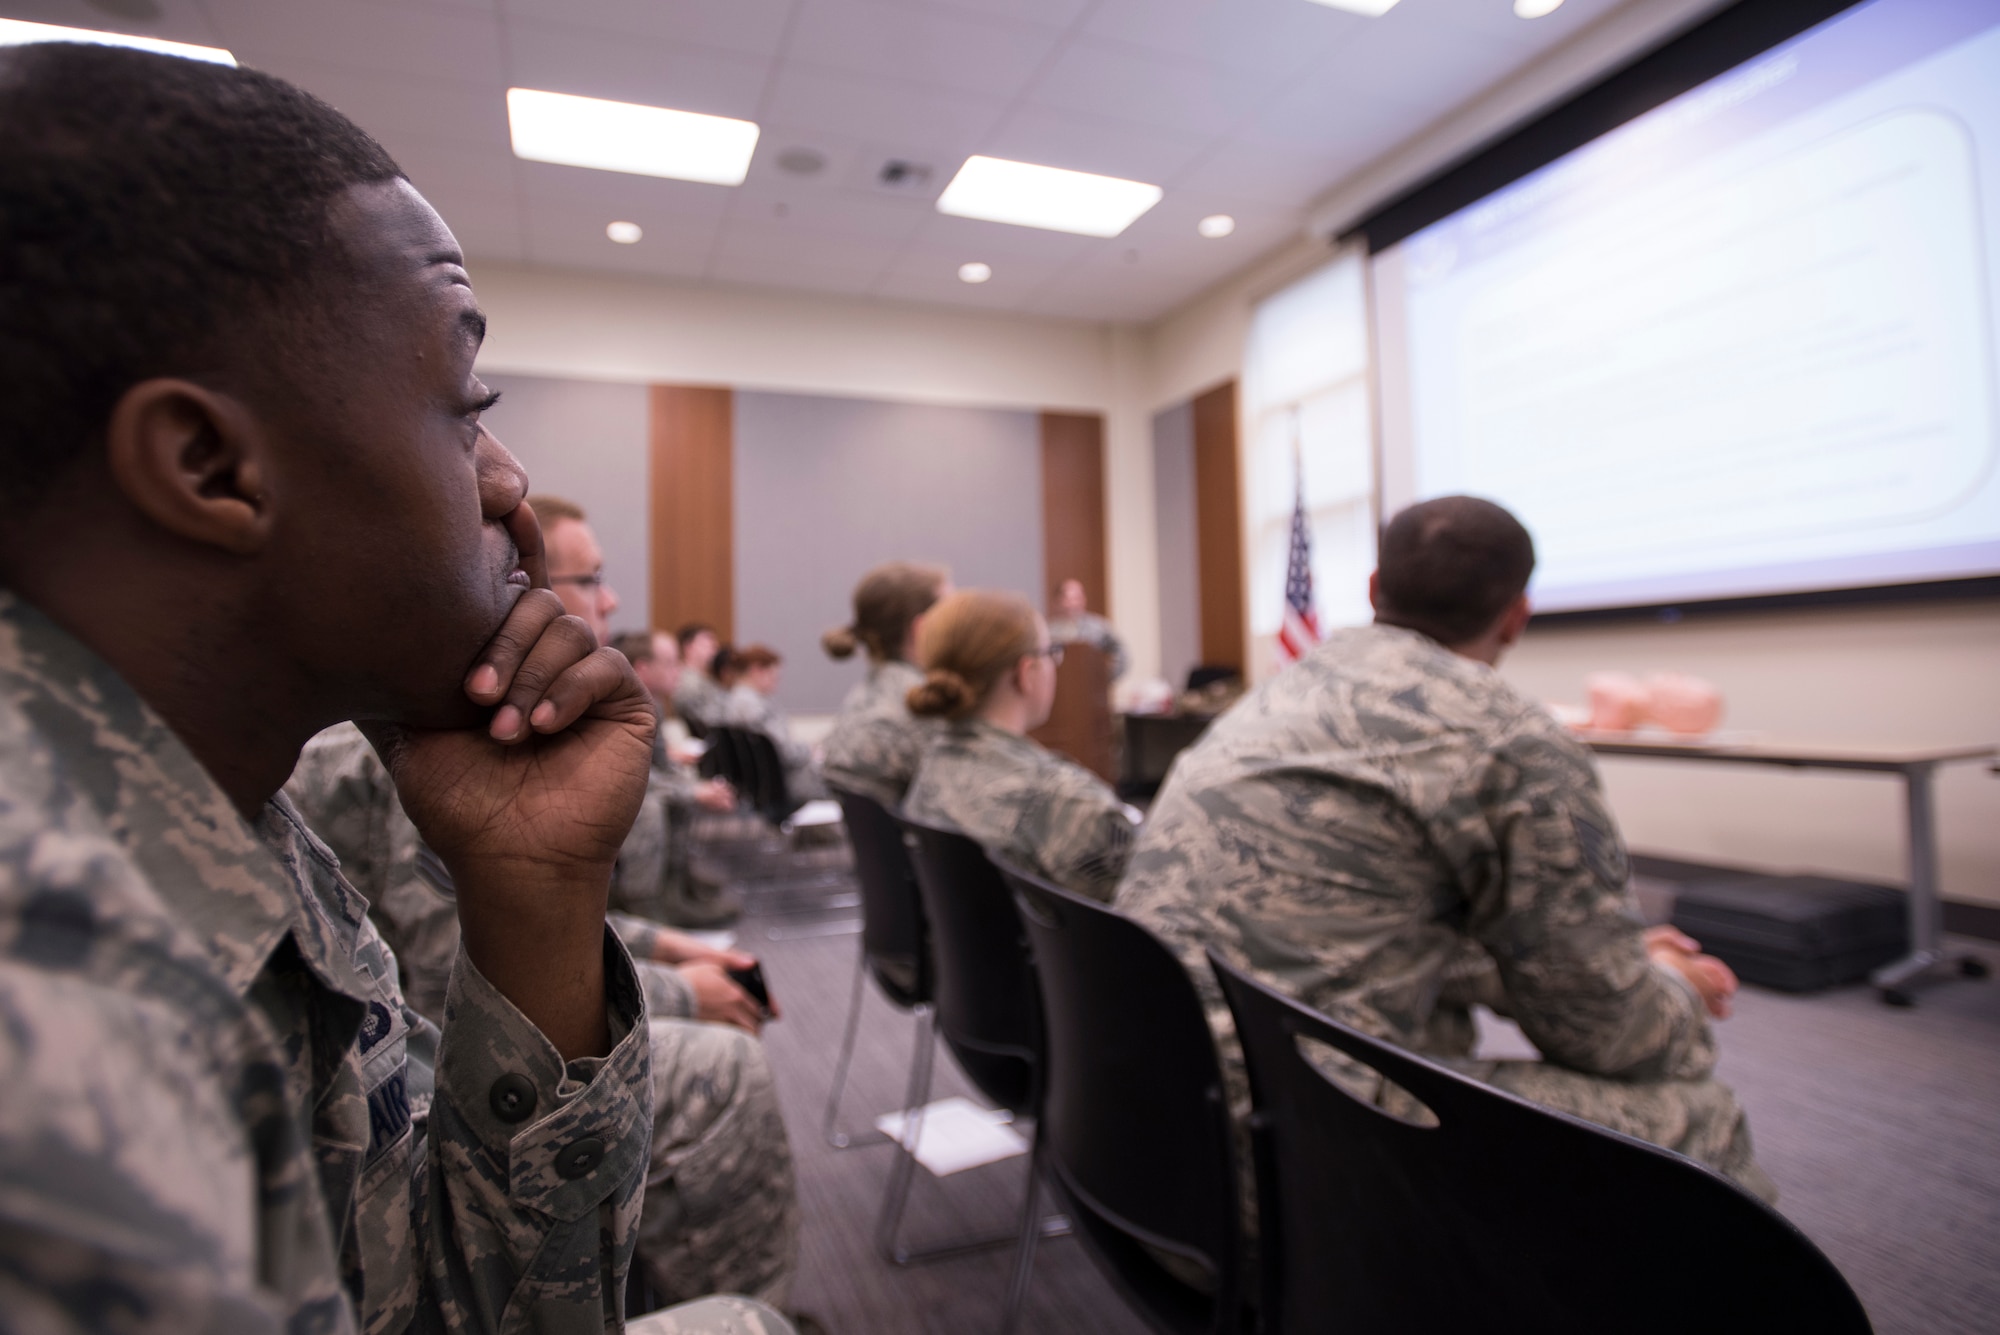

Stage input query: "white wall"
[
  {"left": 1503, "top": 600, "right": 2000, "bottom": 908},
  {"left": 469, "top": 262, "right": 1167, "bottom": 680}
]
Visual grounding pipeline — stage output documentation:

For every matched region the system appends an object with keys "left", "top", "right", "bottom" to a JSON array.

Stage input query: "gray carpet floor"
[{"left": 724, "top": 857, "right": 1999, "bottom": 1334}]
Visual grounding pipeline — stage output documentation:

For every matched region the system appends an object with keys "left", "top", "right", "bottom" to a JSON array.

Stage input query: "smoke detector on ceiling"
[{"left": 775, "top": 147, "right": 826, "bottom": 176}]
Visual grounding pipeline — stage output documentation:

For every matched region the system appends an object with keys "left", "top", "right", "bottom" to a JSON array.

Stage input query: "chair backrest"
[
  {"left": 1001, "top": 865, "right": 1243, "bottom": 1335},
  {"left": 698, "top": 725, "right": 748, "bottom": 789},
  {"left": 828, "top": 785, "right": 930, "bottom": 1009},
  {"left": 1208, "top": 953, "right": 1873, "bottom": 1335},
  {"left": 895, "top": 814, "right": 1042, "bottom": 1115},
  {"left": 733, "top": 728, "right": 797, "bottom": 824}
]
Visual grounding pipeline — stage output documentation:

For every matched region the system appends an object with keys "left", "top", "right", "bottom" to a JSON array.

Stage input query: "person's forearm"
[{"left": 454, "top": 862, "right": 612, "bottom": 1061}]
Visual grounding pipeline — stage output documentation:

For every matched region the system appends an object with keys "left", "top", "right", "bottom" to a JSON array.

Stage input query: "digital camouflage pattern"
[
  {"left": 1046, "top": 611, "right": 1128, "bottom": 680},
  {"left": 903, "top": 720, "right": 1136, "bottom": 902},
  {"left": 287, "top": 724, "right": 800, "bottom": 1312},
  {"left": 719, "top": 686, "right": 822, "bottom": 803},
  {"left": 673, "top": 673, "right": 726, "bottom": 730},
  {"left": 1117, "top": 623, "right": 1773, "bottom": 1200},
  {"left": 0, "top": 590, "right": 652, "bottom": 1331},
  {"left": 819, "top": 659, "right": 933, "bottom": 809}
]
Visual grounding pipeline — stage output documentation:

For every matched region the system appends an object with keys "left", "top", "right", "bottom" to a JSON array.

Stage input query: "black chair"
[
  {"left": 1208, "top": 952, "right": 1874, "bottom": 1335},
  {"left": 893, "top": 815, "right": 1057, "bottom": 1328},
  {"left": 821, "top": 785, "right": 933, "bottom": 1149},
  {"left": 1000, "top": 864, "right": 1246, "bottom": 1335},
  {"left": 736, "top": 727, "right": 802, "bottom": 825}
]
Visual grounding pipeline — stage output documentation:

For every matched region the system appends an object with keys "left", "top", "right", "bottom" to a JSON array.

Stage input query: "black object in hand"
[{"left": 727, "top": 961, "right": 773, "bottom": 1014}]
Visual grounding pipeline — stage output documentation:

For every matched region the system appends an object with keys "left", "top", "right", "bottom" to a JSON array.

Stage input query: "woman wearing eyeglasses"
[{"left": 902, "top": 589, "right": 1137, "bottom": 902}]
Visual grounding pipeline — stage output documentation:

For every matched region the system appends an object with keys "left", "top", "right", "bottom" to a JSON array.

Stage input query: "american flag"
[{"left": 1276, "top": 442, "right": 1320, "bottom": 665}]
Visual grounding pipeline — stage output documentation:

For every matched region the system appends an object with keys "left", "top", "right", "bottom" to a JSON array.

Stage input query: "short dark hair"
[
  {"left": 675, "top": 623, "right": 716, "bottom": 651},
  {"left": 610, "top": 630, "right": 658, "bottom": 664},
  {"left": 0, "top": 43, "right": 402, "bottom": 505},
  {"left": 1374, "top": 496, "right": 1536, "bottom": 646}
]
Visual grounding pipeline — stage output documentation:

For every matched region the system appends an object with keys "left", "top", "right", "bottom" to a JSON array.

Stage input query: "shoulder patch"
[{"left": 1570, "top": 811, "right": 1628, "bottom": 888}]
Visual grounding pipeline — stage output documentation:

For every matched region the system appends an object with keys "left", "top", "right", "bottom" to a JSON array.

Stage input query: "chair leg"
[
  {"left": 821, "top": 946, "right": 874, "bottom": 1149},
  {"left": 876, "top": 1005, "right": 938, "bottom": 1264},
  {"left": 997, "top": 1134, "right": 1046, "bottom": 1334}
]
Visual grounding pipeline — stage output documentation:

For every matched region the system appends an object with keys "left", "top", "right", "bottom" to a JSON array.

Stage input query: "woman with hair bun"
[
  {"left": 820, "top": 562, "right": 951, "bottom": 808},
  {"left": 902, "top": 589, "right": 1136, "bottom": 902}
]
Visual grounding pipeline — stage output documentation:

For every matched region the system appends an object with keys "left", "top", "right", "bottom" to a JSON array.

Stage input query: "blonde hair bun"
[
  {"left": 822, "top": 625, "right": 860, "bottom": 659},
  {"left": 907, "top": 669, "right": 976, "bottom": 719}
]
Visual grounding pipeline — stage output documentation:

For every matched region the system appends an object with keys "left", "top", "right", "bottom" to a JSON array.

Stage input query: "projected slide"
[{"left": 1374, "top": 0, "right": 2000, "bottom": 612}]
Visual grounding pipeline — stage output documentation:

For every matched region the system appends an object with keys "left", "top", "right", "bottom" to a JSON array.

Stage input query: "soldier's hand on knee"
[{"left": 680, "top": 961, "right": 767, "bottom": 1034}]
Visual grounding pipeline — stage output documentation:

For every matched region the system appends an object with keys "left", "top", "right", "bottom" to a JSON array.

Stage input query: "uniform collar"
[{"left": 0, "top": 591, "right": 368, "bottom": 1001}]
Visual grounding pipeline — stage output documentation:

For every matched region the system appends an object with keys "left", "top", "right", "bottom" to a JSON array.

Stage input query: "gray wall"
[
  {"left": 734, "top": 391, "right": 1043, "bottom": 712},
  {"left": 482, "top": 372, "right": 651, "bottom": 629},
  {"left": 1153, "top": 400, "right": 1201, "bottom": 692}
]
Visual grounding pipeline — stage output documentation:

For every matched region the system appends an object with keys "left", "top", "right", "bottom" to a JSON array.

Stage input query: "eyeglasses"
[
  {"left": 550, "top": 570, "right": 608, "bottom": 588},
  {"left": 1033, "top": 644, "right": 1065, "bottom": 666}
]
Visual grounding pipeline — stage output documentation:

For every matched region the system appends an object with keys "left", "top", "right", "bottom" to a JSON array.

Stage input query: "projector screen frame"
[
  {"left": 1345, "top": 0, "right": 1868, "bottom": 256},
  {"left": 1351, "top": 0, "right": 2000, "bottom": 625}
]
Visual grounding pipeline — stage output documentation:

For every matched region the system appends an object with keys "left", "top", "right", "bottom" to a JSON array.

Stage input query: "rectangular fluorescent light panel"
[
  {"left": 507, "top": 88, "right": 759, "bottom": 186},
  {"left": 0, "top": 17, "right": 235, "bottom": 64},
  {"left": 1303, "top": 0, "right": 1403, "bottom": 15},
  {"left": 936, "top": 156, "right": 1163, "bottom": 238}
]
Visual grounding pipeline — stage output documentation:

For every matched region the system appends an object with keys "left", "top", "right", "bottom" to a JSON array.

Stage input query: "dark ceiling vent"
[{"left": 875, "top": 159, "right": 933, "bottom": 191}]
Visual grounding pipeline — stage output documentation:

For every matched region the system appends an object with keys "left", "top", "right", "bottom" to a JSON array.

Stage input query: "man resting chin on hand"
[{"left": 0, "top": 44, "right": 788, "bottom": 1334}]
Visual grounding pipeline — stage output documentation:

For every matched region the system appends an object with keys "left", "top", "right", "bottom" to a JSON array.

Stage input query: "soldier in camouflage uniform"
[
  {"left": 0, "top": 46, "right": 792, "bottom": 1332},
  {"left": 288, "top": 724, "right": 800, "bottom": 1311},
  {"left": 819, "top": 562, "right": 951, "bottom": 809},
  {"left": 903, "top": 590, "right": 1137, "bottom": 902},
  {"left": 1047, "top": 577, "right": 1129, "bottom": 680},
  {"left": 1118, "top": 497, "right": 1773, "bottom": 1201},
  {"left": 674, "top": 625, "right": 729, "bottom": 730},
  {"left": 717, "top": 646, "right": 826, "bottom": 805}
]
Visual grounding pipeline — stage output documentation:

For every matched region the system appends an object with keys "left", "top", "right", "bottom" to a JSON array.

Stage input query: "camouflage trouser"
[
  {"left": 1470, "top": 1059, "right": 1779, "bottom": 1204},
  {"left": 627, "top": 1295, "right": 796, "bottom": 1334},
  {"left": 637, "top": 1019, "right": 800, "bottom": 1309}
]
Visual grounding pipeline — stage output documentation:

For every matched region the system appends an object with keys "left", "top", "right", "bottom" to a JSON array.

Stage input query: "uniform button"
[
  {"left": 488, "top": 1073, "right": 537, "bottom": 1124},
  {"left": 555, "top": 1137, "right": 606, "bottom": 1179}
]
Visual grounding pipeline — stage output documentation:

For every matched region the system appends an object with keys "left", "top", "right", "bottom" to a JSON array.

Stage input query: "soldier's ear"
[
  {"left": 1494, "top": 593, "right": 1532, "bottom": 648},
  {"left": 103, "top": 378, "right": 275, "bottom": 557},
  {"left": 1367, "top": 571, "right": 1383, "bottom": 612}
]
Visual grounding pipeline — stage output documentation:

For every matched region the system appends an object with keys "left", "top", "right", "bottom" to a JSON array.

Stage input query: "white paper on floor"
[{"left": 874, "top": 1097, "right": 1029, "bottom": 1176}]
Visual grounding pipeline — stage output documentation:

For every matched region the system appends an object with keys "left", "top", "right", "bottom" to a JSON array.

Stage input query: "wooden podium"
[{"left": 1031, "top": 640, "right": 1117, "bottom": 784}]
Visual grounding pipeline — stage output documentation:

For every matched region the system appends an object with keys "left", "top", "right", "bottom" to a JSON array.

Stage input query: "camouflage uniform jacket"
[
  {"left": 1116, "top": 623, "right": 1715, "bottom": 1082},
  {"left": 1047, "top": 611, "right": 1128, "bottom": 679},
  {"left": 902, "top": 720, "right": 1135, "bottom": 902},
  {"left": 0, "top": 592, "right": 653, "bottom": 1332},
  {"left": 672, "top": 672, "right": 725, "bottom": 729},
  {"left": 287, "top": 722, "right": 697, "bottom": 1028},
  {"left": 820, "top": 659, "right": 934, "bottom": 810},
  {"left": 719, "top": 685, "right": 812, "bottom": 774}
]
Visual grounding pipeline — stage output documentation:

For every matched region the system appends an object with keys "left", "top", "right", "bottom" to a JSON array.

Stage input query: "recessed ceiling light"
[
  {"left": 606, "top": 220, "right": 643, "bottom": 244},
  {"left": 1197, "top": 214, "right": 1236, "bottom": 238},
  {"left": 1302, "top": 0, "right": 1402, "bottom": 16},
  {"left": 0, "top": 16, "right": 234, "bottom": 63},
  {"left": 1514, "top": 0, "right": 1563, "bottom": 15},
  {"left": 937, "top": 156, "right": 1163, "bottom": 238},
  {"left": 958, "top": 262, "right": 993, "bottom": 284},
  {"left": 507, "top": 87, "right": 759, "bottom": 186}
]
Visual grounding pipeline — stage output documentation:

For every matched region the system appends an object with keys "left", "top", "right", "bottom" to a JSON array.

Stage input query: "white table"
[{"left": 1578, "top": 734, "right": 1997, "bottom": 1005}]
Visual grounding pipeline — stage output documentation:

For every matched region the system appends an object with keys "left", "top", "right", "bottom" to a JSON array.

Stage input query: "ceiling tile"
[
  {"left": 275, "top": 61, "right": 508, "bottom": 149},
  {"left": 909, "top": 0, "right": 1093, "bottom": 28},
  {"left": 905, "top": 211, "right": 1098, "bottom": 264},
  {"left": 1168, "top": 137, "right": 1345, "bottom": 210},
  {"left": 502, "top": 20, "right": 768, "bottom": 118},
  {"left": 724, "top": 178, "right": 934, "bottom": 246},
  {"left": 1080, "top": 0, "right": 1358, "bottom": 81},
  {"left": 710, "top": 219, "right": 905, "bottom": 276},
  {"left": 511, "top": 159, "right": 744, "bottom": 219},
  {"left": 0, "top": 0, "right": 228, "bottom": 46},
  {"left": 980, "top": 105, "right": 1211, "bottom": 185},
  {"left": 1022, "top": 37, "right": 1264, "bottom": 140},
  {"left": 387, "top": 134, "right": 521, "bottom": 204},
  {"left": 705, "top": 251, "right": 892, "bottom": 300},
  {"left": 762, "top": 66, "right": 1005, "bottom": 156},
  {"left": 521, "top": 200, "right": 722, "bottom": 279},
  {"left": 206, "top": 0, "right": 506, "bottom": 85},
  {"left": 427, "top": 187, "right": 527, "bottom": 265},
  {"left": 784, "top": 0, "right": 1064, "bottom": 98},
  {"left": 496, "top": 0, "right": 793, "bottom": 57}
]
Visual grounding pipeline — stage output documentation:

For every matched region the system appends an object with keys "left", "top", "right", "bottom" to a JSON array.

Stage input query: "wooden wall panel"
[
  {"left": 1192, "top": 380, "right": 1245, "bottom": 671},
  {"left": 1039, "top": 410, "right": 1108, "bottom": 613},
  {"left": 649, "top": 385, "right": 734, "bottom": 641}
]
